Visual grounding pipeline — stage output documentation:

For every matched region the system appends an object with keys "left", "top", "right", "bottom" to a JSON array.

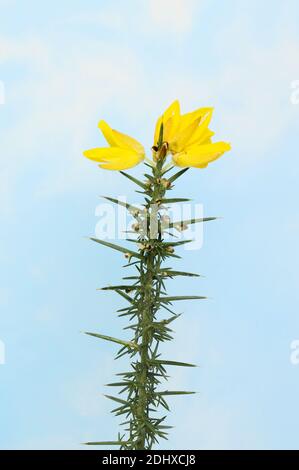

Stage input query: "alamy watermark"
[
  {"left": 0, "top": 340, "right": 5, "bottom": 365},
  {"left": 95, "top": 197, "right": 207, "bottom": 250},
  {"left": 290, "top": 80, "right": 299, "bottom": 105},
  {"left": 290, "top": 339, "right": 299, "bottom": 365},
  {"left": 0, "top": 81, "right": 5, "bottom": 105}
]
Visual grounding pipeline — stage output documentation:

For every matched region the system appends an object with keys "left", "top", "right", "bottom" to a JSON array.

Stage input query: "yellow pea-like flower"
[
  {"left": 153, "top": 100, "right": 181, "bottom": 147},
  {"left": 172, "top": 141, "right": 231, "bottom": 168},
  {"left": 84, "top": 120, "right": 145, "bottom": 170},
  {"left": 154, "top": 100, "right": 231, "bottom": 168}
]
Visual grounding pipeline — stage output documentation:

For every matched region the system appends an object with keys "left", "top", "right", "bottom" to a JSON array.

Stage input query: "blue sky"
[{"left": 0, "top": 0, "right": 299, "bottom": 450}]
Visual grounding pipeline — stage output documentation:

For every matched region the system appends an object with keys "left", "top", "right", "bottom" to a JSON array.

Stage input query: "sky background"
[{"left": 1, "top": 0, "right": 299, "bottom": 450}]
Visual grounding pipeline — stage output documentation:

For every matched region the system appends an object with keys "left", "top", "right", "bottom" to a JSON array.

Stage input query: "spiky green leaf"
[
  {"left": 168, "top": 167, "right": 189, "bottom": 183},
  {"left": 90, "top": 237, "right": 142, "bottom": 259},
  {"left": 101, "top": 196, "right": 141, "bottom": 214},
  {"left": 85, "top": 441, "right": 129, "bottom": 446},
  {"left": 159, "top": 198, "right": 191, "bottom": 204},
  {"left": 157, "top": 122, "right": 164, "bottom": 147},
  {"left": 155, "top": 391, "right": 196, "bottom": 396},
  {"left": 99, "top": 285, "right": 138, "bottom": 292},
  {"left": 161, "top": 269, "right": 200, "bottom": 277},
  {"left": 170, "top": 217, "right": 218, "bottom": 230},
  {"left": 105, "top": 381, "right": 132, "bottom": 387},
  {"left": 160, "top": 295, "right": 206, "bottom": 302},
  {"left": 119, "top": 171, "right": 147, "bottom": 190},
  {"left": 85, "top": 332, "right": 138, "bottom": 350},
  {"left": 151, "top": 359, "right": 197, "bottom": 367},
  {"left": 104, "top": 394, "right": 131, "bottom": 406},
  {"left": 162, "top": 239, "right": 193, "bottom": 247}
]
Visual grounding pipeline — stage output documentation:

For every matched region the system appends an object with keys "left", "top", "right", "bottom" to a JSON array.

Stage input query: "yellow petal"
[
  {"left": 179, "top": 107, "right": 213, "bottom": 132},
  {"left": 98, "top": 120, "right": 145, "bottom": 155},
  {"left": 98, "top": 120, "right": 118, "bottom": 147},
  {"left": 111, "top": 129, "right": 144, "bottom": 154},
  {"left": 172, "top": 142, "right": 231, "bottom": 168},
  {"left": 186, "top": 127, "right": 214, "bottom": 148},
  {"left": 185, "top": 109, "right": 214, "bottom": 147},
  {"left": 169, "top": 108, "right": 214, "bottom": 152},
  {"left": 99, "top": 157, "right": 141, "bottom": 170},
  {"left": 163, "top": 113, "right": 180, "bottom": 143},
  {"left": 199, "top": 131, "right": 214, "bottom": 145},
  {"left": 83, "top": 147, "right": 134, "bottom": 162},
  {"left": 170, "top": 118, "right": 201, "bottom": 153},
  {"left": 83, "top": 147, "right": 144, "bottom": 170},
  {"left": 153, "top": 100, "right": 180, "bottom": 146}
]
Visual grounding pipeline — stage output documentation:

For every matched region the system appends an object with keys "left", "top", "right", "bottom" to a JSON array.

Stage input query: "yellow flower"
[
  {"left": 154, "top": 100, "right": 231, "bottom": 168},
  {"left": 83, "top": 120, "right": 145, "bottom": 170}
]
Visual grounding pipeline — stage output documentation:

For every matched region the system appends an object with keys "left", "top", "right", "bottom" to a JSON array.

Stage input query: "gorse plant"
[{"left": 83, "top": 101, "right": 230, "bottom": 450}]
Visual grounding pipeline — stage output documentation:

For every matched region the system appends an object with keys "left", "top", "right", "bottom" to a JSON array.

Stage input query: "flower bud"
[
  {"left": 153, "top": 142, "right": 168, "bottom": 161},
  {"left": 132, "top": 223, "right": 140, "bottom": 232},
  {"left": 161, "top": 178, "right": 171, "bottom": 189},
  {"left": 124, "top": 253, "right": 132, "bottom": 261},
  {"left": 145, "top": 180, "right": 152, "bottom": 189},
  {"left": 178, "top": 223, "right": 188, "bottom": 231}
]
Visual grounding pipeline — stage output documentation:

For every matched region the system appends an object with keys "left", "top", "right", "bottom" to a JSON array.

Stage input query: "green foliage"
[
  {"left": 85, "top": 150, "right": 217, "bottom": 449},
  {"left": 159, "top": 197, "right": 191, "bottom": 204},
  {"left": 101, "top": 196, "right": 141, "bottom": 214},
  {"left": 90, "top": 237, "right": 142, "bottom": 259},
  {"left": 169, "top": 217, "right": 218, "bottom": 230},
  {"left": 119, "top": 171, "right": 148, "bottom": 190},
  {"left": 160, "top": 295, "right": 207, "bottom": 302},
  {"left": 84, "top": 332, "right": 138, "bottom": 350},
  {"left": 85, "top": 441, "right": 129, "bottom": 446},
  {"left": 167, "top": 167, "right": 189, "bottom": 182}
]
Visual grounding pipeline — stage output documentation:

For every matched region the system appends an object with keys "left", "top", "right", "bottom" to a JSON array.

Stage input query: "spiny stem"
[
  {"left": 134, "top": 156, "right": 166, "bottom": 449},
  {"left": 135, "top": 255, "right": 153, "bottom": 449},
  {"left": 86, "top": 133, "right": 205, "bottom": 449}
]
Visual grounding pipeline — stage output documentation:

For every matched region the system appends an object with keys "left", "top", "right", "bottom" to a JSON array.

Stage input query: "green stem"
[
  {"left": 134, "top": 156, "right": 166, "bottom": 449},
  {"left": 86, "top": 130, "right": 204, "bottom": 449},
  {"left": 135, "top": 254, "right": 153, "bottom": 449}
]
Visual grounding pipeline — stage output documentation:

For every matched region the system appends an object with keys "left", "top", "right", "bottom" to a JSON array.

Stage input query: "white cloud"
[
  {"left": 62, "top": 9, "right": 125, "bottom": 31},
  {"left": 0, "top": 36, "right": 48, "bottom": 64},
  {"left": 64, "top": 1, "right": 199, "bottom": 35},
  {"left": 147, "top": 0, "right": 197, "bottom": 33}
]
